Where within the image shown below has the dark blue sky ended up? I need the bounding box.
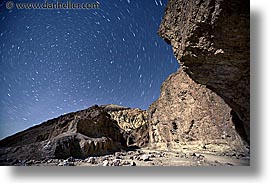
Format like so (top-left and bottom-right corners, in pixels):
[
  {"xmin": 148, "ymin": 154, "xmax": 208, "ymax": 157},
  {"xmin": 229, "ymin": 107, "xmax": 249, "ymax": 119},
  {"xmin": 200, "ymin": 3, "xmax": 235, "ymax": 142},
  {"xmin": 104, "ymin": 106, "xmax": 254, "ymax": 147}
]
[{"xmin": 0, "ymin": 0, "xmax": 178, "ymax": 139}]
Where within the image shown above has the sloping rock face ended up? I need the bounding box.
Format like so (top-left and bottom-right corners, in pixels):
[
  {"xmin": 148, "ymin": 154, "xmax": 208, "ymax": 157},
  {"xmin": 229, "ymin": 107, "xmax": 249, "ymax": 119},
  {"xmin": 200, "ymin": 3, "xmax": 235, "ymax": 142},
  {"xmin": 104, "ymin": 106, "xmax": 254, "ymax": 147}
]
[
  {"xmin": 148, "ymin": 69, "xmax": 247, "ymax": 153},
  {"xmin": 0, "ymin": 105, "xmax": 126, "ymax": 161},
  {"xmin": 157, "ymin": 0, "xmax": 250, "ymax": 142},
  {"xmin": 102, "ymin": 105, "xmax": 148, "ymax": 131},
  {"xmin": 101, "ymin": 104, "xmax": 149, "ymax": 147}
]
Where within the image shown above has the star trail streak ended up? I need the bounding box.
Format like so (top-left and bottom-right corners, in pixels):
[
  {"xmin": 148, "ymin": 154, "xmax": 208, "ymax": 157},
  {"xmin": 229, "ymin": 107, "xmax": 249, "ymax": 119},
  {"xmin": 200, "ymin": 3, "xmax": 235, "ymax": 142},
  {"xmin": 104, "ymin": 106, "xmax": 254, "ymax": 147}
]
[{"xmin": 0, "ymin": 0, "xmax": 178, "ymax": 138}]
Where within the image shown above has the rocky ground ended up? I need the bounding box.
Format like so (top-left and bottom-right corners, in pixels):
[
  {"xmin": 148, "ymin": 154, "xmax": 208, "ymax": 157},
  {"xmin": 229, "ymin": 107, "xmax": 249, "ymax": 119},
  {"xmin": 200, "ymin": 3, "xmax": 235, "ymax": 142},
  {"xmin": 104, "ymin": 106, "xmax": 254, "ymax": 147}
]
[{"xmin": 1, "ymin": 148, "xmax": 249, "ymax": 166}]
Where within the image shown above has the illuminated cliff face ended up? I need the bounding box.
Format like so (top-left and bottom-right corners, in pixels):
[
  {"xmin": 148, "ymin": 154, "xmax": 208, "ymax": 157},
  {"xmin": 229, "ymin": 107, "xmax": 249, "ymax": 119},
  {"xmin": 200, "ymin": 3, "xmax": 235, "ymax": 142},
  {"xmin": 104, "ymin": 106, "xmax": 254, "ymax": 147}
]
[
  {"xmin": 148, "ymin": 69, "xmax": 247, "ymax": 153},
  {"xmin": 157, "ymin": 0, "xmax": 250, "ymax": 143}
]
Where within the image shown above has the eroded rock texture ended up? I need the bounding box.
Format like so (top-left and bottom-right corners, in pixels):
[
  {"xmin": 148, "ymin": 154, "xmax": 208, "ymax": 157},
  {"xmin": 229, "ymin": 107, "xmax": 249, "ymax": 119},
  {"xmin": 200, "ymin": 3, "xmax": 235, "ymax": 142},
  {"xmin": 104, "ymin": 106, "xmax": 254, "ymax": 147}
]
[
  {"xmin": 148, "ymin": 69, "xmax": 247, "ymax": 153},
  {"xmin": 0, "ymin": 105, "xmax": 126, "ymax": 161},
  {"xmin": 158, "ymin": 0, "xmax": 250, "ymax": 142},
  {"xmin": 102, "ymin": 104, "xmax": 149, "ymax": 147},
  {"xmin": 106, "ymin": 108, "xmax": 147, "ymax": 131}
]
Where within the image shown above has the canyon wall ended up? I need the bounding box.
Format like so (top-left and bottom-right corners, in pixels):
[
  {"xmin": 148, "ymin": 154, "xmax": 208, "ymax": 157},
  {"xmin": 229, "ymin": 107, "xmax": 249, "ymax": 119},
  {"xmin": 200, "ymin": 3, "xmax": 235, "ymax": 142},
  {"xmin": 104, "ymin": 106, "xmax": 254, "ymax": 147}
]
[
  {"xmin": 0, "ymin": 105, "xmax": 149, "ymax": 161},
  {"xmin": 148, "ymin": 0, "xmax": 250, "ymax": 152},
  {"xmin": 148, "ymin": 69, "xmax": 247, "ymax": 153}
]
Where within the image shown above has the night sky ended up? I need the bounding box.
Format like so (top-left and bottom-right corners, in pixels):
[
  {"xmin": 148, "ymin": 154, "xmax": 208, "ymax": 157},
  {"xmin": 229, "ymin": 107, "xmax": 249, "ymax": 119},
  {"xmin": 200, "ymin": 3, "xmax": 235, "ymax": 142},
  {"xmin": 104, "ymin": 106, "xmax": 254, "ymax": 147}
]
[{"xmin": 0, "ymin": 0, "xmax": 178, "ymax": 139}]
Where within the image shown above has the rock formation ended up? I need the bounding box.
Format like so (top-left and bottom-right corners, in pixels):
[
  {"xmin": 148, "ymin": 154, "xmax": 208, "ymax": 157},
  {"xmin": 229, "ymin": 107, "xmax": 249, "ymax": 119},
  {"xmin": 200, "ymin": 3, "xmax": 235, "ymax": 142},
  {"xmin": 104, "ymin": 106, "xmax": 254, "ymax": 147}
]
[
  {"xmin": 102, "ymin": 104, "xmax": 149, "ymax": 148},
  {"xmin": 101, "ymin": 104, "xmax": 148, "ymax": 131},
  {"xmin": 0, "ymin": 105, "xmax": 127, "ymax": 161},
  {"xmin": 148, "ymin": 69, "xmax": 247, "ymax": 153},
  {"xmin": 0, "ymin": 104, "xmax": 150, "ymax": 162},
  {"xmin": 157, "ymin": 0, "xmax": 250, "ymax": 143}
]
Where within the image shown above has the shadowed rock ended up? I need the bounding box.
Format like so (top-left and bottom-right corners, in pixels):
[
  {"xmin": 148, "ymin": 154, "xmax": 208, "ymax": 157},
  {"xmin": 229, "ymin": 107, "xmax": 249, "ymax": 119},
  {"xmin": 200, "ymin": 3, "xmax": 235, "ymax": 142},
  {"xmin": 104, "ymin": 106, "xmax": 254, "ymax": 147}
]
[
  {"xmin": 158, "ymin": 0, "xmax": 250, "ymax": 143},
  {"xmin": 0, "ymin": 105, "xmax": 126, "ymax": 161}
]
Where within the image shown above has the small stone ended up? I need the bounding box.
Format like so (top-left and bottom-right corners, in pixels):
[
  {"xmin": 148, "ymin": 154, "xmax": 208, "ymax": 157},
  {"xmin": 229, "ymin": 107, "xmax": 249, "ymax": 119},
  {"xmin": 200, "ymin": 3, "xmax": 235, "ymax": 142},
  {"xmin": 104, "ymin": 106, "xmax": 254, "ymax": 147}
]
[
  {"xmin": 34, "ymin": 160, "xmax": 41, "ymax": 164},
  {"xmin": 112, "ymin": 159, "xmax": 121, "ymax": 166},
  {"xmin": 140, "ymin": 154, "xmax": 151, "ymax": 161},
  {"xmin": 87, "ymin": 157, "xmax": 96, "ymax": 164},
  {"xmin": 66, "ymin": 156, "xmax": 74, "ymax": 162},
  {"xmin": 77, "ymin": 159, "xmax": 83, "ymax": 163},
  {"xmin": 58, "ymin": 162, "xmax": 64, "ymax": 166},
  {"xmin": 64, "ymin": 162, "xmax": 74, "ymax": 166},
  {"xmin": 130, "ymin": 161, "xmax": 136, "ymax": 166},
  {"xmin": 190, "ymin": 152, "xmax": 201, "ymax": 157},
  {"xmin": 102, "ymin": 160, "xmax": 109, "ymax": 166},
  {"xmin": 122, "ymin": 161, "xmax": 131, "ymax": 165}
]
